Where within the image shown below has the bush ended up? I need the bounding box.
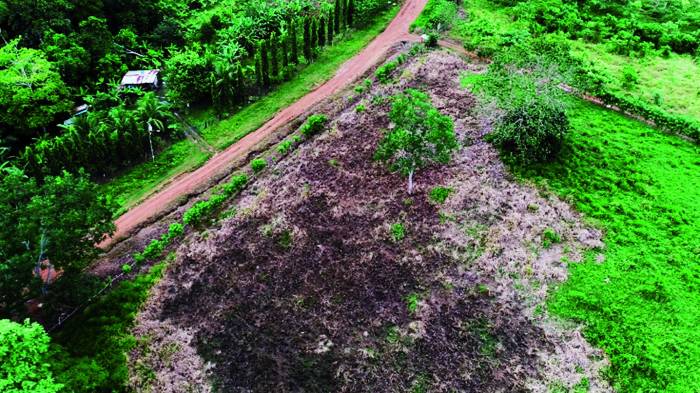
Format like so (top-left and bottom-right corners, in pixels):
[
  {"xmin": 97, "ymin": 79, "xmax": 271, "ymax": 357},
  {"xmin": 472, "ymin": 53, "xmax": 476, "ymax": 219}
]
[
  {"xmin": 390, "ymin": 222, "xmax": 406, "ymax": 242},
  {"xmin": 375, "ymin": 54, "xmax": 407, "ymax": 83},
  {"xmin": 299, "ymin": 114, "xmax": 328, "ymax": 137},
  {"xmin": 277, "ymin": 140, "xmax": 294, "ymax": 154},
  {"xmin": 429, "ymin": 186, "xmax": 453, "ymax": 204},
  {"xmin": 250, "ymin": 158, "xmax": 267, "ymax": 173},
  {"xmin": 487, "ymin": 97, "xmax": 568, "ymax": 164}
]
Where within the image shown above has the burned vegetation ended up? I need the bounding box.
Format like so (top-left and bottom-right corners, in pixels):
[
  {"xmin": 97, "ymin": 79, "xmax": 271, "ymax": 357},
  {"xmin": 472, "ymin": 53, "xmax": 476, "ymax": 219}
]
[{"xmin": 131, "ymin": 49, "xmax": 610, "ymax": 392}]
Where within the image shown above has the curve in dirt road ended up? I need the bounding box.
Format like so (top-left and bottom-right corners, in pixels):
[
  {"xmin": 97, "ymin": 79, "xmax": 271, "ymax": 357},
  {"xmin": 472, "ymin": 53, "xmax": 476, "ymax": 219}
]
[{"xmin": 101, "ymin": 0, "xmax": 428, "ymax": 248}]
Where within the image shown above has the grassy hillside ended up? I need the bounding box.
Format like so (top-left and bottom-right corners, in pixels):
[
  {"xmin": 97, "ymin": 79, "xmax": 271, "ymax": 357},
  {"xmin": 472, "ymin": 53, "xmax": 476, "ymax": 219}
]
[{"xmin": 517, "ymin": 98, "xmax": 700, "ymax": 391}]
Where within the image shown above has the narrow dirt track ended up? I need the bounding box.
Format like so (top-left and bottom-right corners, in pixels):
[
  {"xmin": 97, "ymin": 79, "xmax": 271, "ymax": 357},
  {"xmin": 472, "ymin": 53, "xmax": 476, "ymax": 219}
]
[{"xmin": 101, "ymin": 0, "xmax": 427, "ymax": 248}]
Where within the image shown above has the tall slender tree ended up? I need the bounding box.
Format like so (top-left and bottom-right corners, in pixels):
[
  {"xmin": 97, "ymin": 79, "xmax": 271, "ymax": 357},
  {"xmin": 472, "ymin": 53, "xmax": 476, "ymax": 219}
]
[
  {"xmin": 311, "ymin": 19, "xmax": 318, "ymax": 53},
  {"xmin": 328, "ymin": 10, "xmax": 334, "ymax": 44},
  {"xmin": 261, "ymin": 40, "xmax": 270, "ymax": 86},
  {"xmin": 270, "ymin": 33, "xmax": 279, "ymax": 81},
  {"xmin": 236, "ymin": 63, "xmax": 246, "ymax": 103},
  {"xmin": 289, "ymin": 18, "xmax": 299, "ymax": 64},
  {"xmin": 348, "ymin": 0, "xmax": 355, "ymax": 27},
  {"xmin": 303, "ymin": 17, "xmax": 312, "ymax": 62},
  {"xmin": 281, "ymin": 34, "xmax": 289, "ymax": 68},
  {"xmin": 255, "ymin": 52, "xmax": 263, "ymax": 88},
  {"xmin": 334, "ymin": 0, "xmax": 341, "ymax": 33},
  {"xmin": 319, "ymin": 17, "xmax": 326, "ymax": 47}
]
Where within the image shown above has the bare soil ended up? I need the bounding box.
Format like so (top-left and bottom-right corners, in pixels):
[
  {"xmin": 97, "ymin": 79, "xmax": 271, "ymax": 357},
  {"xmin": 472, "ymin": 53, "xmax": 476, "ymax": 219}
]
[{"xmin": 130, "ymin": 50, "xmax": 611, "ymax": 392}]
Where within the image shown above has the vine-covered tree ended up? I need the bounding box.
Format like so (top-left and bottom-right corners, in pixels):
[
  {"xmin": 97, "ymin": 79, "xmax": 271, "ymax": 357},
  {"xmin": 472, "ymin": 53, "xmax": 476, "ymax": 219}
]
[
  {"xmin": 0, "ymin": 319, "xmax": 63, "ymax": 393},
  {"xmin": 374, "ymin": 89, "xmax": 458, "ymax": 194},
  {"xmin": 0, "ymin": 167, "xmax": 114, "ymax": 315}
]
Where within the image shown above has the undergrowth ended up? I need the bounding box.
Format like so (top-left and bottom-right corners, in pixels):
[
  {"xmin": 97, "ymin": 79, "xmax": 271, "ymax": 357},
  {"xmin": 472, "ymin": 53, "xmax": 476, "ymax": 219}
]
[
  {"xmin": 50, "ymin": 258, "xmax": 170, "ymax": 393},
  {"xmin": 515, "ymin": 98, "xmax": 700, "ymax": 392}
]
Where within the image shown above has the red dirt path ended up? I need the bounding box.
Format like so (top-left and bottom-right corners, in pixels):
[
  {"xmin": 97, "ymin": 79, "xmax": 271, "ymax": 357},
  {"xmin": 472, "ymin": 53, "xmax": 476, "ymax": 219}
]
[{"xmin": 100, "ymin": 0, "xmax": 427, "ymax": 248}]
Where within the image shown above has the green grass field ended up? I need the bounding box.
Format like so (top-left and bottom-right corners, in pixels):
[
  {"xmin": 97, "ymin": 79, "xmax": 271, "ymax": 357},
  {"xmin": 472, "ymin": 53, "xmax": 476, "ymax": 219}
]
[
  {"xmin": 99, "ymin": 8, "xmax": 398, "ymax": 213},
  {"xmin": 98, "ymin": 139, "xmax": 211, "ymax": 217},
  {"xmin": 571, "ymin": 41, "xmax": 700, "ymax": 121},
  {"xmin": 516, "ymin": 98, "xmax": 700, "ymax": 392}
]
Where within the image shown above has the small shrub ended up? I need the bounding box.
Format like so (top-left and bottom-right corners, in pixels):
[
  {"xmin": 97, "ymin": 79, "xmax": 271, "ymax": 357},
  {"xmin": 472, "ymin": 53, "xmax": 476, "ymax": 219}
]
[
  {"xmin": 121, "ymin": 264, "xmax": 132, "ymax": 274},
  {"xmin": 355, "ymin": 103, "xmax": 366, "ymax": 113},
  {"xmin": 167, "ymin": 223, "xmax": 184, "ymax": 240},
  {"xmin": 390, "ymin": 222, "xmax": 406, "ymax": 242},
  {"xmin": 621, "ymin": 65, "xmax": 639, "ymax": 89},
  {"xmin": 277, "ymin": 140, "xmax": 294, "ymax": 154},
  {"xmin": 425, "ymin": 32, "xmax": 439, "ymax": 48},
  {"xmin": 251, "ymin": 158, "xmax": 267, "ymax": 173},
  {"xmin": 375, "ymin": 54, "xmax": 407, "ymax": 83},
  {"xmin": 405, "ymin": 292, "xmax": 420, "ymax": 314},
  {"xmin": 429, "ymin": 186, "xmax": 453, "ymax": 204},
  {"xmin": 542, "ymin": 228, "xmax": 562, "ymax": 249},
  {"xmin": 299, "ymin": 114, "xmax": 328, "ymax": 137},
  {"xmin": 386, "ymin": 326, "xmax": 400, "ymax": 343}
]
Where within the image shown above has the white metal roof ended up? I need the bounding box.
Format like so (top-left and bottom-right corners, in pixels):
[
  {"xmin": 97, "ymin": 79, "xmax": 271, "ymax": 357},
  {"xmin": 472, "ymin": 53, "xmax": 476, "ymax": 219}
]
[{"xmin": 120, "ymin": 69, "xmax": 160, "ymax": 86}]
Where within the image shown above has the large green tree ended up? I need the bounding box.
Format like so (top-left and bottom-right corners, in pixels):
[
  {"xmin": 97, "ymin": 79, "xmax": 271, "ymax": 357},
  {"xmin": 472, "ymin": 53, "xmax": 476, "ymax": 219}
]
[
  {"xmin": 375, "ymin": 89, "xmax": 458, "ymax": 194},
  {"xmin": 0, "ymin": 319, "xmax": 62, "ymax": 393},
  {"xmin": 0, "ymin": 39, "xmax": 71, "ymax": 147},
  {"xmin": 0, "ymin": 167, "xmax": 114, "ymax": 316}
]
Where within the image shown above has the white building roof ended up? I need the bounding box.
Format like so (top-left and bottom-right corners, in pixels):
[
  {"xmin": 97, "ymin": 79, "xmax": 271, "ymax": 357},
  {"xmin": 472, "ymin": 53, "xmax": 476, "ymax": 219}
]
[{"xmin": 120, "ymin": 69, "xmax": 160, "ymax": 86}]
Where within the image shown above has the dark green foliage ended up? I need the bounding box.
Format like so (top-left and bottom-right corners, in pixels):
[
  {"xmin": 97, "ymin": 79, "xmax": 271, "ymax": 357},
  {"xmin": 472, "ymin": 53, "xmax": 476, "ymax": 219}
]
[
  {"xmin": 299, "ymin": 114, "xmax": 329, "ymax": 137},
  {"xmin": 375, "ymin": 89, "xmax": 458, "ymax": 194},
  {"xmin": 260, "ymin": 40, "xmax": 270, "ymax": 87},
  {"xmin": 318, "ymin": 18, "xmax": 326, "ymax": 47},
  {"xmin": 255, "ymin": 53, "xmax": 263, "ymax": 87},
  {"xmin": 21, "ymin": 92, "xmax": 178, "ymax": 178},
  {"xmin": 335, "ymin": 0, "xmax": 342, "ymax": 33},
  {"xmin": 303, "ymin": 17, "xmax": 312, "ymax": 62},
  {"xmin": 487, "ymin": 97, "xmax": 568, "ymax": 164},
  {"xmin": 270, "ymin": 34, "xmax": 279, "ymax": 81},
  {"xmin": 328, "ymin": 10, "xmax": 335, "ymax": 44},
  {"xmin": 0, "ymin": 168, "xmax": 114, "ymax": 316},
  {"xmin": 289, "ymin": 18, "xmax": 299, "ymax": 65},
  {"xmin": 311, "ymin": 19, "xmax": 318, "ymax": 53},
  {"xmin": 348, "ymin": 0, "xmax": 355, "ymax": 27},
  {"xmin": 281, "ymin": 33, "xmax": 289, "ymax": 68},
  {"xmin": 51, "ymin": 261, "xmax": 167, "ymax": 393}
]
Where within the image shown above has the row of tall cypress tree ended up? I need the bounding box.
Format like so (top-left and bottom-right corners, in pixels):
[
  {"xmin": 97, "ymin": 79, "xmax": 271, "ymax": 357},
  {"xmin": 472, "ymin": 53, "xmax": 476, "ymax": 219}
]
[{"xmin": 254, "ymin": 0, "xmax": 355, "ymax": 88}]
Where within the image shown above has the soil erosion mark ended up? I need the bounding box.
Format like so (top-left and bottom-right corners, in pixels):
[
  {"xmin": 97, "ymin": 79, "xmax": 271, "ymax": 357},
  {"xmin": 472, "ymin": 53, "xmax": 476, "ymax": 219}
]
[{"xmin": 101, "ymin": 0, "xmax": 428, "ymax": 248}]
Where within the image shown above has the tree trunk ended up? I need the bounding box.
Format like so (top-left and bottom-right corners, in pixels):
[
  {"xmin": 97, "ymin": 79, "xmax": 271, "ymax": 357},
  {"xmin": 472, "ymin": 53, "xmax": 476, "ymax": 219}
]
[{"xmin": 407, "ymin": 169, "xmax": 414, "ymax": 195}]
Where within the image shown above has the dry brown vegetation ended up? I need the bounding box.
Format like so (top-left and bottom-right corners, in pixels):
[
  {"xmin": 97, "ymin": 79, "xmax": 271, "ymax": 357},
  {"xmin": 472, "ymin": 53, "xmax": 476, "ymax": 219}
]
[{"xmin": 128, "ymin": 48, "xmax": 612, "ymax": 392}]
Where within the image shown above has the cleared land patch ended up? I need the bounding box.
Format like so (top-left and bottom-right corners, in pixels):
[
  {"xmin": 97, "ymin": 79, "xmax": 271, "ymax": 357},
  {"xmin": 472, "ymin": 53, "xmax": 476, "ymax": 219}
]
[{"xmin": 130, "ymin": 49, "xmax": 610, "ymax": 392}]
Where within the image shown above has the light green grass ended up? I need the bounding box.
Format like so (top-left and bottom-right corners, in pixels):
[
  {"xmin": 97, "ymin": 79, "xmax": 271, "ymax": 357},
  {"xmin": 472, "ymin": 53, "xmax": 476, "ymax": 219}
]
[
  {"xmin": 571, "ymin": 41, "xmax": 700, "ymax": 121},
  {"xmin": 99, "ymin": 139, "xmax": 211, "ymax": 216},
  {"xmin": 515, "ymin": 98, "xmax": 700, "ymax": 392},
  {"xmin": 198, "ymin": 6, "xmax": 399, "ymax": 150}
]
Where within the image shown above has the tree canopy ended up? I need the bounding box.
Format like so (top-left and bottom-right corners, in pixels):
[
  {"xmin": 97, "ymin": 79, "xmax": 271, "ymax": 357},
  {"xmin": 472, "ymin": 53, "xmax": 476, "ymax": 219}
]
[{"xmin": 375, "ymin": 89, "xmax": 458, "ymax": 194}]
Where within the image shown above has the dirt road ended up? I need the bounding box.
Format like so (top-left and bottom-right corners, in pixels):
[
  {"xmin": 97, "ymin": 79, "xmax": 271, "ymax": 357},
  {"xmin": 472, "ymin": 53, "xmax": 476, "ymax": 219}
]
[{"xmin": 101, "ymin": 0, "xmax": 427, "ymax": 248}]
